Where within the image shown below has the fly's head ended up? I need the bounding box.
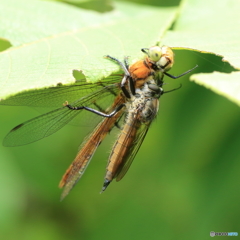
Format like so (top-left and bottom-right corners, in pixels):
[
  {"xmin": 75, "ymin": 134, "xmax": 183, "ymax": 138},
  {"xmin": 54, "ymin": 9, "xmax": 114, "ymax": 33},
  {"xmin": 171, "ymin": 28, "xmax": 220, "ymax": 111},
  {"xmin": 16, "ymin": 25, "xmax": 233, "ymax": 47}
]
[
  {"xmin": 141, "ymin": 46, "xmax": 174, "ymax": 73},
  {"xmin": 142, "ymin": 46, "xmax": 162, "ymax": 62},
  {"xmin": 147, "ymin": 83, "xmax": 163, "ymax": 99},
  {"xmin": 142, "ymin": 79, "xmax": 164, "ymax": 99},
  {"xmin": 157, "ymin": 46, "xmax": 174, "ymax": 72}
]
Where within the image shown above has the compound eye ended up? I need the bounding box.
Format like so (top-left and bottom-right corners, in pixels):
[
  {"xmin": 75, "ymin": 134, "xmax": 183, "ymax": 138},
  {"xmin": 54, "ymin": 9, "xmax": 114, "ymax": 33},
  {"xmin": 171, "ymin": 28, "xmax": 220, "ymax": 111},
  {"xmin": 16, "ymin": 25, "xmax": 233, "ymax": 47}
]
[
  {"xmin": 148, "ymin": 83, "xmax": 160, "ymax": 93},
  {"xmin": 157, "ymin": 46, "xmax": 174, "ymax": 71},
  {"xmin": 148, "ymin": 46, "xmax": 162, "ymax": 62}
]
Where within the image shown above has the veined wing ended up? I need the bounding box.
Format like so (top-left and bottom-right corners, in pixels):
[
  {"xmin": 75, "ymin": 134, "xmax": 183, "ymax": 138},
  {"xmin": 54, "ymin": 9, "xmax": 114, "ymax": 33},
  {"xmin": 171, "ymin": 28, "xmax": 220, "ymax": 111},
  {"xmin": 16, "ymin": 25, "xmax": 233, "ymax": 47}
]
[
  {"xmin": 115, "ymin": 98, "xmax": 159, "ymax": 181},
  {"xmin": 59, "ymin": 95, "xmax": 125, "ymax": 200},
  {"xmin": 3, "ymin": 80, "xmax": 121, "ymax": 147},
  {"xmin": 103, "ymin": 110, "xmax": 147, "ymax": 188},
  {"xmin": 105, "ymin": 98, "xmax": 159, "ymax": 185},
  {"xmin": 0, "ymin": 76, "xmax": 122, "ymax": 107},
  {"xmin": 115, "ymin": 120, "xmax": 151, "ymax": 182}
]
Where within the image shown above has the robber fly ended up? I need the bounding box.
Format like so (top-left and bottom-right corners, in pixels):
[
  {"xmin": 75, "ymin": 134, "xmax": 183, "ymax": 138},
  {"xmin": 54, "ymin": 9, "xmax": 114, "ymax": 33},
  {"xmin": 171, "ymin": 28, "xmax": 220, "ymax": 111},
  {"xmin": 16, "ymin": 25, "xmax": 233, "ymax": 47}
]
[{"xmin": 1, "ymin": 46, "xmax": 197, "ymax": 200}]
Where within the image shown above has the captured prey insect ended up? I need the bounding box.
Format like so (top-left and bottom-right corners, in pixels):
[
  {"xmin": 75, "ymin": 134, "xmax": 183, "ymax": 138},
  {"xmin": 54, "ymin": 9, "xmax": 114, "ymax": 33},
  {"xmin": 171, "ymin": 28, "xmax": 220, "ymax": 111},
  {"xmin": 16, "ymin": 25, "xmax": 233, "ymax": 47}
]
[{"xmin": 1, "ymin": 46, "xmax": 197, "ymax": 200}]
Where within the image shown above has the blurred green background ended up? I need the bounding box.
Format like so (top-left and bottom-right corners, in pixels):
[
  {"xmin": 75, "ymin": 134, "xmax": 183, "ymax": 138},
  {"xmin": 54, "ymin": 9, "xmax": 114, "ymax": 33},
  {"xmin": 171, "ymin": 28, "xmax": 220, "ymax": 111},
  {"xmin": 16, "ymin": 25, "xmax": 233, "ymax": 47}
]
[{"xmin": 0, "ymin": 1, "xmax": 240, "ymax": 240}]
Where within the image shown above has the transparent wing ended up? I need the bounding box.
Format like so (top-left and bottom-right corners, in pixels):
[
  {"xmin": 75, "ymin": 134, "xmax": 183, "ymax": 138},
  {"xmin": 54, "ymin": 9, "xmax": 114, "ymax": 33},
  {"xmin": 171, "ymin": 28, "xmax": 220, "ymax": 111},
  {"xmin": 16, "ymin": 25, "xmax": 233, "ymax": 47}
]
[
  {"xmin": 59, "ymin": 98, "xmax": 126, "ymax": 200},
  {"xmin": 60, "ymin": 117, "xmax": 110, "ymax": 200},
  {"xmin": 0, "ymin": 77, "xmax": 122, "ymax": 107},
  {"xmin": 115, "ymin": 120, "xmax": 151, "ymax": 182},
  {"xmin": 2, "ymin": 78, "xmax": 122, "ymax": 147}
]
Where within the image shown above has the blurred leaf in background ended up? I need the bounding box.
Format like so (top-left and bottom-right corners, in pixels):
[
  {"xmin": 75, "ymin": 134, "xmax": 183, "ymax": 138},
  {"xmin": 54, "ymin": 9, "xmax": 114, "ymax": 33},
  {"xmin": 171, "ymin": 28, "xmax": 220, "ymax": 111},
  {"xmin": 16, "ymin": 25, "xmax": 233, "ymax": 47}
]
[{"xmin": 0, "ymin": 0, "xmax": 240, "ymax": 240}]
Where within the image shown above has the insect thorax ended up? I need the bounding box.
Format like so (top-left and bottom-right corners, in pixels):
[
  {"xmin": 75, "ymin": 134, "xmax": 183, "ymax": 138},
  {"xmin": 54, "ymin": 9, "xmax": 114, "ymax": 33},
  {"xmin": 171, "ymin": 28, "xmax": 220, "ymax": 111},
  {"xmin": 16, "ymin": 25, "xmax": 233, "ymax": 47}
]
[{"xmin": 126, "ymin": 82, "xmax": 160, "ymax": 123}]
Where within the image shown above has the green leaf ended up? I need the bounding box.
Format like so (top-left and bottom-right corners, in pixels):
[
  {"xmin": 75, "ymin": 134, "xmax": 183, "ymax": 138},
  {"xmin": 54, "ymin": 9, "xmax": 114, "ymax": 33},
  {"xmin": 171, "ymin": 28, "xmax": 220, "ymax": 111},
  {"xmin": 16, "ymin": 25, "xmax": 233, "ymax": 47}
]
[
  {"xmin": 162, "ymin": 0, "xmax": 240, "ymax": 106},
  {"xmin": 191, "ymin": 72, "xmax": 240, "ymax": 106},
  {"xmin": 0, "ymin": 38, "xmax": 11, "ymax": 52},
  {"xmin": 54, "ymin": 0, "xmax": 113, "ymax": 13},
  {"xmin": 0, "ymin": 0, "xmax": 178, "ymax": 100}
]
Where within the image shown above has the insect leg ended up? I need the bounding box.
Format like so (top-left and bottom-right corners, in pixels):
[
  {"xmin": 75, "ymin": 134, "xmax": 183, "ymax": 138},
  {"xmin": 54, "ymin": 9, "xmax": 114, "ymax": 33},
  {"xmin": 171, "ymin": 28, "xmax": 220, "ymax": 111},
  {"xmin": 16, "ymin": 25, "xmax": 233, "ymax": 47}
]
[
  {"xmin": 120, "ymin": 75, "xmax": 131, "ymax": 99},
  {"xmin": 164, "ymin": 84, "xmax": 182, "ymax": 94},
  {"xmin": 124, "ymin": 56, "xmax": 130, "ymax": 70},
  {"xmin": 120, "ymin": 74, "xmax": 136, "ymax": 98},
  {"xmin": 164, "ymin": 65, "xmax": 198, "ymax": 79},
  {"xmin": 65, "ymin": 102, "xmax": 125, "ymax": 118},
  {"xmin": 105, "ymin": 55, "xmax": 135, "ymax": 98},
  {"xmin": 105, "ymin": 55, "xmax": 130, "ymax": 76}
]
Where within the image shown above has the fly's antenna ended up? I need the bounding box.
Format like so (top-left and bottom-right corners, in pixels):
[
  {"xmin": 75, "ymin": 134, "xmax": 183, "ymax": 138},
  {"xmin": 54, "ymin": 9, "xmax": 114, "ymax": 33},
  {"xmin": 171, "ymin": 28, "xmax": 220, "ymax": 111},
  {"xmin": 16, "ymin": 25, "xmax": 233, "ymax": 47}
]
[{"xmin": 141, "ymin": 48, "xmax": 148, "ymax": 55}]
